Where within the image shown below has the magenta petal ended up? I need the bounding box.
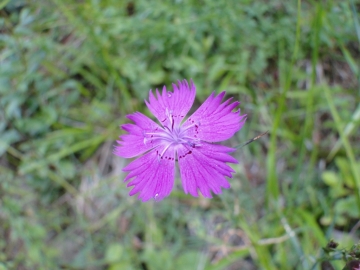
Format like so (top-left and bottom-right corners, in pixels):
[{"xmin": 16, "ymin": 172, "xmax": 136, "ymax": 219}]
[
  {"xmin": 113, "ymin": 112, "xmax": 163, "ymax": 158},
  {"xmin": 183, "ymin": 92, "xmax": 247, "ymax": 142},
  {"xmin": 178, "ymin": 143, "xmax": 237, "ymax": 198},
  {"xmin": 145, "ymin": 79, "xmax": 196, "ymax": 127},
  {"xmin": 123, "ymin": 146, "xmax": 175, "ymax": 202}
]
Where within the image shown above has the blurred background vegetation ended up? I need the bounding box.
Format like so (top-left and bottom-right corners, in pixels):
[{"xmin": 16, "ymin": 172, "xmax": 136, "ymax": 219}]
[{"xmin": 0, "ymin": 0, "xmax": 360, "ymax": 269}]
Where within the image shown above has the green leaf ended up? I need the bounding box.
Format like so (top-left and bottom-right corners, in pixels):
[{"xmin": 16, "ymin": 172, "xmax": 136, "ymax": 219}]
[
  {"xmin": 142, "ymin": 248, "xmax": 172, "ymax": 270},
  {"xmin": 336, "ymin": 157, "xmax": 356, "ymax": 189},
  {"xmin": 174, "ymin": 251, "xmax": 203, "ymax": 270},
  {"xmin": 322, "ymin": 171, "xmax": 340, "ymax": 187},
  {"xmin": 0, "ymin": 129, "xmax": 21, "ymax": 156},
  {"xmin": 335, "ymin": 196, "xmax": 360, "ymax": 219},
  {"xmin": 105, "ymin": 243, "xmax": 123, "ymax": 263}
]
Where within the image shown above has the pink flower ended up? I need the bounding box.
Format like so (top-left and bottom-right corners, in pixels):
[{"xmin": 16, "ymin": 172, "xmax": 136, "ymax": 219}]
[{"xmin": 114, "ymin": 79, "xmax": 246, "ymax": 202}]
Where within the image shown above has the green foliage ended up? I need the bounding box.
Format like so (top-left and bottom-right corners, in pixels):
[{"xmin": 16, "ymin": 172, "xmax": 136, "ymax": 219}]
[
  {"xmin": 321, "ymin": 158, "xmax": 360, "ymax": 227},
  {"xmin": 320, "ymin": 240, "xmax": 360, "ymax": 269},
  {"xmin": 0, "ymin": 0, "xmax": 359, "ymax": 269}
]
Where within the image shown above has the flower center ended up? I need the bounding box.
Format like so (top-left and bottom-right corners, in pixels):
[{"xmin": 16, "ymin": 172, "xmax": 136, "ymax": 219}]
[{"xmin": 143, "ymin": 109, "xmax": 201, "ymax": 160}]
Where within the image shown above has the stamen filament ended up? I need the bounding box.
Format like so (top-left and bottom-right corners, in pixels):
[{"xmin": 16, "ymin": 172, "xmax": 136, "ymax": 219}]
[{"xmin": 160, "ymin": 142, "xmax": 176, "ymax": 158}]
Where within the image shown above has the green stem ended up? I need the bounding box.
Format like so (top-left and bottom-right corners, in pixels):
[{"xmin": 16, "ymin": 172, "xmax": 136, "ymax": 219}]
[
  {"xmin": 323, "ymin": 85, "xmax": 360, "ymax": 212},
  {"xmin": 266, "ymin": 0, "xmax": 302, "ymax": 206}
]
